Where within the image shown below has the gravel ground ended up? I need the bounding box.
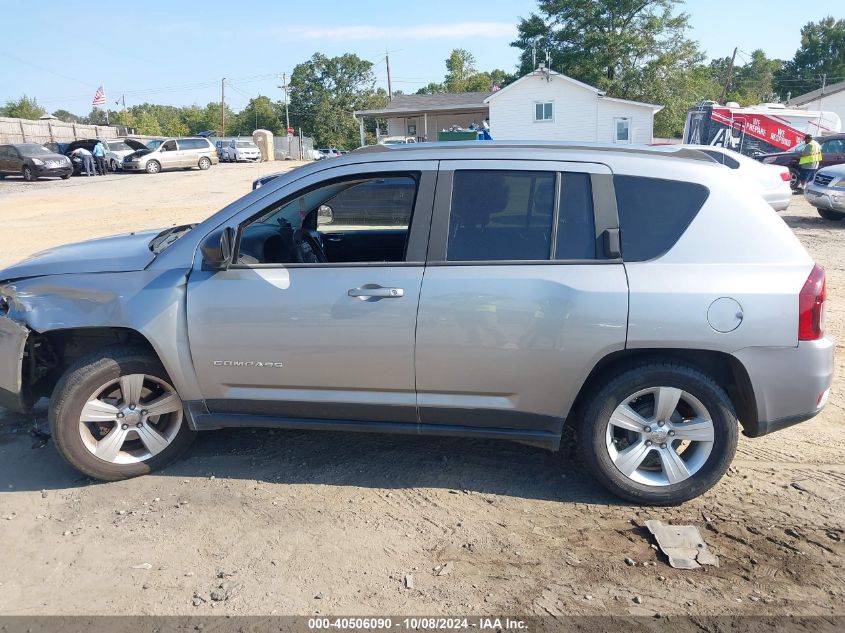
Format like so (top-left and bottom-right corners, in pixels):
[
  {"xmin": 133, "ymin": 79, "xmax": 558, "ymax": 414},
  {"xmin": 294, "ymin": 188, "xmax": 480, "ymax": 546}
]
[{"xmin": 0, "ymin": 168, "xmax": 842, "ymax": 617}]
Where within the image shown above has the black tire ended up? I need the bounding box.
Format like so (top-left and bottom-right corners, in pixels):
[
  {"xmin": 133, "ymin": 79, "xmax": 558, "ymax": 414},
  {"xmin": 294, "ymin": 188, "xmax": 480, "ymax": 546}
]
[
  {"xmin": 577, "ymin": 362, "xmax": 738, "ymax": 505},
  {"xmin": 818, "ymin": 208, "xmax": 845, "ymax": 221},
  {"xmin": 22, "ymin": 166, "xmax": 36, "ymax": 182},
  {"xmin": 49, "ymin": 346, "xmax": 196, "ymax": 481},
  {"xmin": 145, "ymin": 160, "xmax": 161, "ymax": 174},
  {"xmin": 110, "ymin": 159, "xmax": 118, "ymax": 172},
  {"xmin": 198, "ymin": 156, "xmax": 211, "ymax": 170},
  {"xmin": 789, "ymin": 169, "xmax": 800, "ymax": 191}
]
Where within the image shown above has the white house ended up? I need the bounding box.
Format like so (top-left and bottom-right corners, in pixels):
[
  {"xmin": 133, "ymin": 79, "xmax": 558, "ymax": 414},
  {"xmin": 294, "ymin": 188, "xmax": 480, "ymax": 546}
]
[
  {"xmin": 485, "ymin": 67, "xmax": 662, "ymax": 144},
  {"xmin": 787, "ymin": 80, "xmax": 845, "ymax": 130},
  {"xmin": 353, "ymin": 68, "xmax": 663, "ymax": 146}
]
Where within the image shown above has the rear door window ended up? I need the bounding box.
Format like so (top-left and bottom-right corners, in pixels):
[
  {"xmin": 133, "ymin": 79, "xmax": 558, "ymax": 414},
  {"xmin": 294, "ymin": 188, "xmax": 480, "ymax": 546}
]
[
  {"xmin": 447, "ymin": 170, "xmax": 555, "ymax": 261},
  {"xmin": 615, "ymin": 176, "xmax": 709, "ymax": 261}
]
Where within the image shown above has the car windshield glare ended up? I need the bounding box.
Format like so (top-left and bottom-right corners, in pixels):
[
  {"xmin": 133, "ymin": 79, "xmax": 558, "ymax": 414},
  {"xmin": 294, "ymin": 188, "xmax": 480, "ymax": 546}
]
[
  {"xmin": 237, "ymin": 142, "xmax": 255, "ymax": 148},
  {"xmin": 17, "ymin": 144, "xmax": 53, "ymax": 157}
]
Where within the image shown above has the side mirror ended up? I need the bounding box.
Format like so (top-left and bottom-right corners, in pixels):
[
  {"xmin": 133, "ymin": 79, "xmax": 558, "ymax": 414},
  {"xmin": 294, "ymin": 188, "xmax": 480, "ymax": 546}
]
[
  {"xmin": 317, "ymin": 204, "xmax": 334, "ymax": 225},
  {"xmin": 200, "ymin": 226, "xmax": 235, "ymax": 270}
]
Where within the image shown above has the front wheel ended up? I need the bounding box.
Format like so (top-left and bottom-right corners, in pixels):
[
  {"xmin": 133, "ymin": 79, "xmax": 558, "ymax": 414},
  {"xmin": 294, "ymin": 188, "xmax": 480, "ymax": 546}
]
[
  {"xmin": 22, "ymin": 166, "xmax": 37, "ymax": 181},
  {"xmin": 577, "ymin": 362, "xmax": 738, "ymax": 505},
  {"xmin": 145, "ymin": 160, "xmax": 161, "ymax": 174},
  {"xmin": 49, "ymin": 347, "xmax": 196, "ymax": 480},
  {"xmin": 198, "ymin": 157, "xmax": 211, "ymax": 170},
  {"xmin": 110, "ymin": 159, "xmax": 118, "ymax": 172},
  {"xmin": 818, "ymin": 208, "xmax": 845, "ymax": 221},
  {"xmin": 789, "ymin": 169, "xmax": 800, "ymax": 191}
]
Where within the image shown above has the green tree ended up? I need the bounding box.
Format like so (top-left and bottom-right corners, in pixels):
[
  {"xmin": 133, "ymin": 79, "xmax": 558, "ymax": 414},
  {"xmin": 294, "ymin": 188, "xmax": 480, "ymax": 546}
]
[
  {"xmin": 52, "ymin": 109, "xmax": 82, "ymax": 123},
  {"xmin": 512, "ymin": 0, "xmax": 705, "ymax": 136},
  {"xmin": 417, "ymin": 49, "xmax": 510, "ymax": 95},
  {"xmin": 233, "ymin": 96, "xmax": 283, "ymax": 135},
  {"xmin": 710, "ymin": 50, "xmax": 783, "ymax": 105},
  {"xmin": 777, "ymin": 17, "xmax": 845, "ymax": 98},
  {"xmin": 290, "ymin": 52, "xmax": 388, "ymax": 148},
  {"xmin": 444, "ymin": 49, "xmax": 478, "ymax": 92},
  {"xmin": 512, "ymin": 1, "xmax": 701, "ymax": 90},
  {"xmin": 1, "ymin": 95, "xmax": 46, "ymax": 119}
]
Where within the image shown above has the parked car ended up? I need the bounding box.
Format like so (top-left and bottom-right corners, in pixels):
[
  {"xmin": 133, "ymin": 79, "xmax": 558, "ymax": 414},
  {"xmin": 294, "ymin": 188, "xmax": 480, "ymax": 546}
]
[
  {"xmin": 804, "ymin": 164, "xmax": 845, "ymax": 220},
  {"xmin": 222, "ymin": 139, "xmax": 261, "ymax": 162},
  {"xmin": 0, "ymin": 143, "xmax": 72, "ymax": 181},
  {"xmin": 214, "ymin": 140, "xmax": 227, "ymax": 161},
  {"xmin": 105, "ymin": 139, "xmax": 148, "ymax": 171},
  {"xmin": 683, "ymin": 144, "xmax": 792, "ymax": 211},
  {"xmin": 379, "ymin": 136, "xmax": 417, "ymax": 145},
  {"xmin": 757, "ymin": 134, "xmax": 845, "ymax": 189},
  {"xmin": 122, "ymin": 137, "xmax": 218, "ymax": 174},
  {"xmin": 316, "ymin": 148, "xmax": 342, "ymax": 160},
  {"xmin": 0, "ymin": 142, "xmax": 833, "ymax": 505},
  {"xmin": 64, "ymin": 139, "xmax": 109, "ymax": 175}
]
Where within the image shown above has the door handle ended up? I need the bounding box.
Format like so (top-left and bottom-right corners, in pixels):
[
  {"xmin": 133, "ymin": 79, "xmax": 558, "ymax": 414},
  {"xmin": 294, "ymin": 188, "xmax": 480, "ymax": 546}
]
[{"xmin": 348, "ymin": 285, "xmax": 404, "ymax": 299}]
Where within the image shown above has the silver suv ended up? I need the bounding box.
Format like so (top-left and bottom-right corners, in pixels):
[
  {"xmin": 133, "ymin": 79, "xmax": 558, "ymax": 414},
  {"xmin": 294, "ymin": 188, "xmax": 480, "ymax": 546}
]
[{"xmin": 0, "ymin": 142, "xmax": 834, "ymax": 505}]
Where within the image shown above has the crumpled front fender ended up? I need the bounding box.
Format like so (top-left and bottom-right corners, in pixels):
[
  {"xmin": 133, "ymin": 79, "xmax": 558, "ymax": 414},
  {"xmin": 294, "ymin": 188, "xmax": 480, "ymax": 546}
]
[{"xmin": 0, "ymin": 315, "xmax": 30, "ymax": 413}]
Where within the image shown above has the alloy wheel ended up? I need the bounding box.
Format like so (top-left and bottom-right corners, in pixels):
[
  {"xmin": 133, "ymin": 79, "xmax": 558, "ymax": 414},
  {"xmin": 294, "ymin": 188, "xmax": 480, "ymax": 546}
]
[
  {"xmin": 78, "ymin": 374, "xmax": 183, "ymax": 464},
  {"xmin": 605, "ymin": 386, "xmax": 715, "ymax": 487}
]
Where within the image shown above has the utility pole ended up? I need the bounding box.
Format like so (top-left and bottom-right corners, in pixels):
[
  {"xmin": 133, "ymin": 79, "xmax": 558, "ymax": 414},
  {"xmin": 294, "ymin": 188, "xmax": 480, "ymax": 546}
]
[
  {"xmin": 719, "ymin": 47, "xmax": 738, "ymax": 104},
  {"xmin": 279, "ymin": 72, "xmax": 290, "ymax": 131},
  {"xmin": 385, "ymin": 51, "xmax": 393, "ymax": 100},
  {"xmin": 221, "ymin": 78, "xmax": 226, "ymax": 137},
  {"xmin": 816, "ymin": 73, "xmax": 827, "ymax": 134}
]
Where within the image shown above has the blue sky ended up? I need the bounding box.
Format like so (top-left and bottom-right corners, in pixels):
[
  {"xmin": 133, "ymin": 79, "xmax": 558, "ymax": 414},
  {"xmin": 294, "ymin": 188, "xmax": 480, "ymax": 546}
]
[{"xmin": 0, "ymin": 1, "xmax": 840, "ymax": 114}]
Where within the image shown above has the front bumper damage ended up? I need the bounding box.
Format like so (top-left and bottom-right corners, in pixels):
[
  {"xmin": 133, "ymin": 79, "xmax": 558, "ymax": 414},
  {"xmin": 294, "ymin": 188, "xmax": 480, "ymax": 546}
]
[{"xmin": 0, "ymin": 316, "xmax": 29, "ymax": 413}]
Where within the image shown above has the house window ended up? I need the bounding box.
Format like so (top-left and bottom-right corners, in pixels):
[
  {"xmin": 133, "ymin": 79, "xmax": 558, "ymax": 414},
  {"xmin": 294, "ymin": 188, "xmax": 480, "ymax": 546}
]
[
  {"xmin": 614, "ymin": 117, "xmax": 631, "ymax": 143},
  {"xmin": 535, "ymin": 102, "xmax": 554, "ymax": 122}
]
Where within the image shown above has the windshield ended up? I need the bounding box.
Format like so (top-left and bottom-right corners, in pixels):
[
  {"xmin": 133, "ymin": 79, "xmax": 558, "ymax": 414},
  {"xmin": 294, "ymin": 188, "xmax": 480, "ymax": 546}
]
[
  {"xmin": 17, "ymin": 144, "xmax": 53, "ymax": 156},
  {"xmin": 146, "ymin": 139, "xmax": 164, "ymax": 150},
  {"xmin": 108, "ymin": 141, "xmax": 132, "ymax": 151},
  {"xmin": 237, "ymin": 141, "xmax": 256, "ymax": 148}
]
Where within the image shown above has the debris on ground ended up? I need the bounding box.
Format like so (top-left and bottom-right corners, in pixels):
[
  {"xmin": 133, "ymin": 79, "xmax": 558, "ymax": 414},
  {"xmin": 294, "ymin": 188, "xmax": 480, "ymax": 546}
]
[
  {"xmin": 435, "ymin": 562, "xmax": 454, "ymax": 577},
  {"xmin": 131, "ymin": 563, "xmax": 152, "ymax": 570},
  {"xmin": 645, "ymin": 520, "xmax": 719, "ymax": 569},
  {"xmin": 404, "ymin": 574, "xmax": 414, "ymax": 589}
]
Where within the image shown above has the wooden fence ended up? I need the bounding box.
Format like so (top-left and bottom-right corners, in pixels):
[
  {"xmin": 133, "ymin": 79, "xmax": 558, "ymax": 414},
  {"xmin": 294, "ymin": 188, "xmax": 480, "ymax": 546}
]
[{"xmin": 0, "ymin": 117, "xmax": 121, "ymax": 144}]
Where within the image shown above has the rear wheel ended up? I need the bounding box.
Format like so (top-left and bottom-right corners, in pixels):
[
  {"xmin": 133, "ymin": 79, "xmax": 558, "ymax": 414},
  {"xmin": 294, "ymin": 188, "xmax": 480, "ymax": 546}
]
[
  {"xmin": 145, "ymin": 160, "xmax": 161, "ymax": 174},
  {"xmin": 789, "ymin": 169, "xmax": 800, "ymax": 190},
  {"xmin": 49, "ymin": 347, "xmax": 195, "ymax": 480},
  {"xmin": 818, "ymin": 208, "xmax": 845, "ymax": 221},
  {"xmin": 61, "ymin": 174, "xmax": 71, "ymax": 180},
  {"xmin": 577, "ymin": 362, "xmax": 737, "ymax": 505},
  {"xmin": 198, "ymin": 156, "xmax": 211, "ymax": 170}
]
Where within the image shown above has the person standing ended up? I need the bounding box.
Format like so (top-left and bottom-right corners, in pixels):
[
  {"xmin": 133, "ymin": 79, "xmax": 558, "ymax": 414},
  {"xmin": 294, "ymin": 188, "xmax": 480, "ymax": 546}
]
[
  {"xmin": 92, "ymin": 140, "xmax": 108, "ymax": 175},
  {"xmin": 72, "ymin": 147, "xmax": 95, "ymax": 177},
  {"xmin": 797, "ymin": 134, "xmax": 822, "ymax": 190}
]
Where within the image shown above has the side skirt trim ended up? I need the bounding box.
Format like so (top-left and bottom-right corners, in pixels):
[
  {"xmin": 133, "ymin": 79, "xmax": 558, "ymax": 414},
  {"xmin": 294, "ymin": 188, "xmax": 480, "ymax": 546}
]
[{"xmin": 186, "ymin": 408, "xmax": 561, "ymax": 451}]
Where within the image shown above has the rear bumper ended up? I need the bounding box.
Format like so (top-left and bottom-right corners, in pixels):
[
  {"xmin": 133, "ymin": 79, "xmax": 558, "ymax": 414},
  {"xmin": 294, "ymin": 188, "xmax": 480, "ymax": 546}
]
[
  {"xmin": 0, "ymin": 316, "xmax": 29, "ymax": 413},
  {"xmin": 733, "ymin": 336, "xmax": 835, "ymax": 437}
]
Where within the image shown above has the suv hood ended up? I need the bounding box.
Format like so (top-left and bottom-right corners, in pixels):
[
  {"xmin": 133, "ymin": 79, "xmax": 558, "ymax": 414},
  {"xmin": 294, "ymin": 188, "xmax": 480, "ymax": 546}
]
[{"xmin": 0, "ymin": 230, "xmax": 161, "ymax": 281}]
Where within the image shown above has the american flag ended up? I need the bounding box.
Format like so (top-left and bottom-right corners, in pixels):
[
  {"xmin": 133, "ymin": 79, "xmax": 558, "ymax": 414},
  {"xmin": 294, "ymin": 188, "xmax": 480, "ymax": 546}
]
[{"xmin": 92, "ymin": 86, "xmax": 106, "ymax": 106}]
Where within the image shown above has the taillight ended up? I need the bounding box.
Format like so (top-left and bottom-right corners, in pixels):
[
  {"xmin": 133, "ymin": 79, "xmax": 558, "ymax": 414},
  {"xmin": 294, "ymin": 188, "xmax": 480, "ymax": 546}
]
[
  {"xmin": 780, "ymin": 171, "xmax": 791, "ymax": 182},
  {"xmin": 799, "ymin": 264, "xmax": 826, "ymax": 341}
]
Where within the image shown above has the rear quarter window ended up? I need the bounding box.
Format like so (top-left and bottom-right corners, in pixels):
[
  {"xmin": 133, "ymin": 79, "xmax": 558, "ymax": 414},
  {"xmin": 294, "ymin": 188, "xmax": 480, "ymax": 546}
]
[{"xmin": 615, "ymin": 176, "xmax": 709, "ymax": 261}]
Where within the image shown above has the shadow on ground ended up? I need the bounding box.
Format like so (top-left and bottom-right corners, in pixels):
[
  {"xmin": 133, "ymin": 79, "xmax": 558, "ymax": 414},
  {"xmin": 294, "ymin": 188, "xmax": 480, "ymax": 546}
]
[{"xmin": 0, "ymin": 405, "xmax": 620, "ymax": 506}]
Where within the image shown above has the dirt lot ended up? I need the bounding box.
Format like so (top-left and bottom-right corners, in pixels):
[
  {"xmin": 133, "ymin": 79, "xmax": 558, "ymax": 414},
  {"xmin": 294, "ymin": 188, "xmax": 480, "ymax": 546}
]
[{"xmin": 0, "ymin": 165, "xmax": 843, "ymax": 618}]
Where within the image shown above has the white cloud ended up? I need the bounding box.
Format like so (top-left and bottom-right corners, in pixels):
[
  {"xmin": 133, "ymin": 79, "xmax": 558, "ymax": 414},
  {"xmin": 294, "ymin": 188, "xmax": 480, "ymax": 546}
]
[{"xmin": 272, "ymin": 22, "xmax": 516, "ymax": 41}]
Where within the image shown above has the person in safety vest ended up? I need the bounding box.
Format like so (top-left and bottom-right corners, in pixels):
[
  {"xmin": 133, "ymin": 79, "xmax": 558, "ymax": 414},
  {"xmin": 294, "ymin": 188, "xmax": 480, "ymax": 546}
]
[{"xmin": 798, "ymin": 134, "xmax": 822, "ymax": 190}]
